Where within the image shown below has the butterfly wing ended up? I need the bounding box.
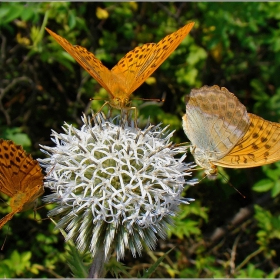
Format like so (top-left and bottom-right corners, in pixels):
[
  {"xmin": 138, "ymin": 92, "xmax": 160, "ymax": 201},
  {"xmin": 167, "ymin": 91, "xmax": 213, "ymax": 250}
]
[
  {"xmin": 45, "ymin": 28, "xmax": 114, "ymax": 96},
  {"xmin": 0, "ymin": 187, "xmax": 43, "ymax": 230},
  {"xmin": 183, "ymin": 85, "xmax": 250, "ymax": 160},
  {"xmin": 111, "ymin": 22, "xmax": 195, "ymax": 95},
  {"xmin": 0, "ymin": 210, "xmax": 18, "ymax": 229},
  {"xmin": 0, "ymin": 188, "xmax": 42, "ymax": 230},
  {"xmin": 0, "ymin": 139, "xmax": 21, "ymax": 197},
  {"xmin": 0, "ymin": 140, "xmax": 44, "ymax": 217},
  {"xmin": 214, "ymin": 113, "xmax": 280, "ymax": 168},
  {"xmin": 17, "ymin": 155, "xmax": 44, "ymax": 211}
]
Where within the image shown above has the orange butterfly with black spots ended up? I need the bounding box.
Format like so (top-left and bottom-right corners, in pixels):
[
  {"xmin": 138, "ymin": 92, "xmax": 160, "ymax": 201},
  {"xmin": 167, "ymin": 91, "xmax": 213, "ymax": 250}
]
[
  {"xmin": 46, "ymin": 22, "xmax": 194, "ymax": 110},
  {"xmin": 0, "ymin": 139, "xmax": 44, "ymax": 229}
]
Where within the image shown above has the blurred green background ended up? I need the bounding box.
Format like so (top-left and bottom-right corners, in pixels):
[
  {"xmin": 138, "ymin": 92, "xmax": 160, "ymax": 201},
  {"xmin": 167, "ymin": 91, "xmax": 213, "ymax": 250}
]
[{"xmin": 1, "ymin": 2, "xmax": 280, "ymax": 278}]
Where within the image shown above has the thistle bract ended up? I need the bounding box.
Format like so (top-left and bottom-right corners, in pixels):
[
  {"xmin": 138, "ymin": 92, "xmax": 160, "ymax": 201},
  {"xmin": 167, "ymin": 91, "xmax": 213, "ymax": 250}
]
[{"xmin": 39, "ymin": 113, "xmax": 196, "ymax": 260}]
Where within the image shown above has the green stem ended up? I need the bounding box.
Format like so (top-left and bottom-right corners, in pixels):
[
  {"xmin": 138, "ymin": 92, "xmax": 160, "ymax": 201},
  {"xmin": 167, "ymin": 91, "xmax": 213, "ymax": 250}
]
[
  {"xmin": 88, "ymin": 247, "xmax": 108, "ymax": 278},
  {"xmin": 236, "ymin": 247, "xmax": 264, "ymax": 271}
]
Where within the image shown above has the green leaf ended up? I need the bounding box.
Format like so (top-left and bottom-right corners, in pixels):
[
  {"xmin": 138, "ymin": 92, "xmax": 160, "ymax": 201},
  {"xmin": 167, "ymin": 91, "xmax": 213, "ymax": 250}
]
[
  {"xmin": 21, "ymin": 7, "xmax": 35, "ymax": 21},
  {"xmin": 271, "ymin": 180, "xmax": 280, "ymax": 197},
  {"xmin": 0, "ymin": 3, "xmax": 24, "ymax": 25},
  {"xmin": 105, "ymin": 258, "xmax": 131, "ymax": 278},
  {"xmin": 65, "ymin": 242, "xmax": 90, "ymax": 278},
  {"xmin": 141, "ymin": 248, "xmax": 174, "ymax": 278},
  {"xmin": 68, "ymin": 11, "xmax": 76, "ymax": 29},
  {"xmin": 252, "ymin": 179, "xmax": 274, "ymax": 192},
  {"xmin": 237, "ymin": 263, "xmax": 265, "ymax": 278}
]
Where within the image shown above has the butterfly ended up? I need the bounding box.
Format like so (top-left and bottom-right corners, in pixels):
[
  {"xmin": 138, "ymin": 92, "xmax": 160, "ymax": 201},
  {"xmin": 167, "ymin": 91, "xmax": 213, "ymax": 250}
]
[
  {"xmin": 45, "ymin": 22, "xmax": 194, "ymax": 110},
  {"xmin": 0, "ymin": 139, "xmax": 44, "ymax": 229},
  {"xmin": 182, "ymin": 85, "xmax": 280, "ymax": 178}
]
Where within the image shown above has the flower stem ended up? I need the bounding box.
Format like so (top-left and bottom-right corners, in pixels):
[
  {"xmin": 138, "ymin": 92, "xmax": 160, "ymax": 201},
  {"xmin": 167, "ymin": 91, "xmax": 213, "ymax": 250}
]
[{"xmin": 87, "ymin": 247, "xmax": 108, "ymax": 278}]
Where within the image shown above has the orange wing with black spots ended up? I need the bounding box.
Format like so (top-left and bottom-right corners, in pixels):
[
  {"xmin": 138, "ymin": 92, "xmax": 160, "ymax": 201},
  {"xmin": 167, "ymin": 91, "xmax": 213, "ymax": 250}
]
[
  {"xmin": 182, "ymin": 85, "xmax": 280, "ymax": 178},
  {"xmin": 216, "ymin": 113, "xmax": 280, "ymax": 167},
  {"xmin": 0, "ymin": 139, "xmax": 44, "ymax": 229},
  {"xmin": 46, "ymin": 28, "xmax": 113, "ymax": 95},
  {"xmin": 46, "ymin": 22, "xmax": 194, "ymax": 109},
  {"xmin": 111, "ymin": 22, "xmax": 194, "ymax": 94}
]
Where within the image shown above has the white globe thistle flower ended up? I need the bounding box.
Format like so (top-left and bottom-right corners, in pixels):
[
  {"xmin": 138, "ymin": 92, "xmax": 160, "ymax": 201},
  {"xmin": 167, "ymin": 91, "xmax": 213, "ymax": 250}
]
[{"xmin": 39, "ymin": 113, "xmax": 196, "ymax": 261}]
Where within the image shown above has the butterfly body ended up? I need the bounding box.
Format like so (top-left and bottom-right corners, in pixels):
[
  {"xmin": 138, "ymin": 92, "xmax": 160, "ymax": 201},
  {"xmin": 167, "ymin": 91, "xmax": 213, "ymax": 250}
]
[
  {"xmin": 182, "ymin": 85, "xmax": 280, "ymax": 178},
  {"xmin": 106, "ymin": 75, "xmax": 132, "ymax": 109},
  {"xmin": 46, "ymin": 22, "xmax": 194, "ymax": 110},
  {"xmin": 188, "ymin": 146, "xmax": 218, "ymax": 178},
  {"xmin": 0, "ymin": 139, "xmax": 44, "ymax": 229},
  {"xmin": 10, "ymin": 186, "xmax": 44, "ymax": 212}
]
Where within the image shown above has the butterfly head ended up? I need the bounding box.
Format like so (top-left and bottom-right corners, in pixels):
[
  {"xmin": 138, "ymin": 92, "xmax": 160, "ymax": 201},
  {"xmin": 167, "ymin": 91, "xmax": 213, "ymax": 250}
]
[
  {"xmin": 190, "ymin": 145, "xmax": 219, "ymax": 179},
  {"xmin": 108, "ymin": 95, "xmax": 132, "ymax": 110},
  {"xmin": 203, "ymin": 166, "xmax": 218, "ymax": 180}
]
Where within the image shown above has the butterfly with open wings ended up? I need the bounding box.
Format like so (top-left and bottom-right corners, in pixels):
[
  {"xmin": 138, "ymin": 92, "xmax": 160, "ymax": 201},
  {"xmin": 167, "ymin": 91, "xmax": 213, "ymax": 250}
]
[{"xmin": 46, "ymin": 22, "xmax": 194, "ymax": 110}]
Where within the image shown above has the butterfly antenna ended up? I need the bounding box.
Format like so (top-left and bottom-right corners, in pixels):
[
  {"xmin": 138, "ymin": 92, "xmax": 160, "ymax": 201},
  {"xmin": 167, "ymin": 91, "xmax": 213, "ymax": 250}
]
[
  {"xmin": 89, "ymin": 97, "xmax": 106, "ymax": 101},
  {"xmin": 199, "ymin": 173, "xmax": 208, "ymax": 183},
  {"xmin": 35, "ymin": 201, "xmax": 53, "ymax": 221},
  {"xmin": 133, "ymin": 92, "xmax": 166, "ymax": 104},
  {"xmin": 43, "ymin": 163, "xmax": 56, "ymax": 178},
  {"xmin": 0, "ymin": 196, "xmax": 8, "ymax": 205},
  {"xmin": 219, "ymin": 171, "xmax": 246, "ymax": 198},
  {"xmin": 1, "ymin": 225, "xmax": 11, "ymax": 250},
  {"xmin": 1, "ymin": 234, "xmax": 8, "ymax": 250},
  {"xmin": 35, "ymin": 216, "xmax": 51, "ymax": 222},
  {"xmin": 133, "ymin": 97, "xmax": 165, "ymax": 102},
  {"xmin": 35, "ymin": 202, "xmax": 53, "ymax": 211}
]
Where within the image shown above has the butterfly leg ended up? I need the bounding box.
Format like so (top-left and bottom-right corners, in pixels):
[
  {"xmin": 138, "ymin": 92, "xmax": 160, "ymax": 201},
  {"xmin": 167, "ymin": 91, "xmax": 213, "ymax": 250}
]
[
  {"xmin": 119, "ymin": 107, "xmax": 138, "ymax": 128},
  {"xmin": 172, "ymin": 142, "xmax": 192, "ymax": 148},
  {"xmin": 97, "ymin": 101, "xmax": 110, "ymax": 114},
  {"xmin": 91, "ymin": 101, "xmax": 110, "ymax": 122},
  {"xmin": 128, "ymin": 106, "xmax": 138, "ymax": 128},
  {"xmin": 120, "ymin": 109, "xmax": 131, "ymax": 127}
]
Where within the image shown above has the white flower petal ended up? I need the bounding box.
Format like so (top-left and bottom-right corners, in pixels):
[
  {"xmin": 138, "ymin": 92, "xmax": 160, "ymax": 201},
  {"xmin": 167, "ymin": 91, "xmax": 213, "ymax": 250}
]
[{"xmin": 39, "ymin": 113, "xmax": 196, "ymax": 260}]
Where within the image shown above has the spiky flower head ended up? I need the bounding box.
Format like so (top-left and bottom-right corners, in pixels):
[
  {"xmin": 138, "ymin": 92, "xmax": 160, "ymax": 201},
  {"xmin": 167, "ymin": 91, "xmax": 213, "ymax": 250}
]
[{"xmin": 39, "ymin": 113, "xmax": 196, "ymax": 260}]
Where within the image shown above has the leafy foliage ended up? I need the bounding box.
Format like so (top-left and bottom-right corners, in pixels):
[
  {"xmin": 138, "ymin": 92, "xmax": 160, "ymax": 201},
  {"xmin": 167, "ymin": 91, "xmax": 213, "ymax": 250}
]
[
  {"xmin": 1, "ymin": 2, "xmax": 280, "ymax": 277},
  {"xmin": 65, "ymin": 242, "xmax": 91, "ymax": 278}
]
